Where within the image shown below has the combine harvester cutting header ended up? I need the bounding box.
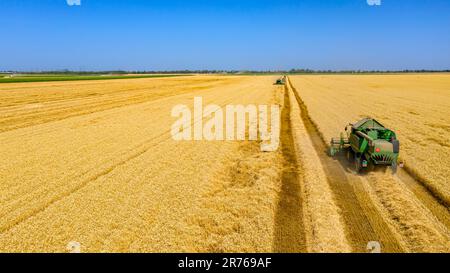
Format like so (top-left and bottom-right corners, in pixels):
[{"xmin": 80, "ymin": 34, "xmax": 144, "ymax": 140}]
[{"xmin": 329, "ymin": 118, "xmax": 400, "ymax": 173}]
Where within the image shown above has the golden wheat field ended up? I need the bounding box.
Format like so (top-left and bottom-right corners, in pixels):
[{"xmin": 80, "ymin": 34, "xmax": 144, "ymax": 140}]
[{"xmin": 0, "ymin": 75, "xmax": 449, "ymax": 253}]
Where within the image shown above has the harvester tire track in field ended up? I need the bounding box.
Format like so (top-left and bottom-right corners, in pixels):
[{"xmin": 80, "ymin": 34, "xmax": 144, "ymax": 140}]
[
  {"xmin": 286, "ymin": 77, "xmax": 405, "ymax": 252},
  {"xmin": 273, "ymin": 86, "xmax": 307, "ymax": 253}
]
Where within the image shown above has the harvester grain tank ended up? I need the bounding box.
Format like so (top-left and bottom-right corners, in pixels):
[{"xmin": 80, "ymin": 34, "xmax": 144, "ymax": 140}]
[{"xmin": 329, "ymin": 118, "xmax": 400, "ymax": 173}]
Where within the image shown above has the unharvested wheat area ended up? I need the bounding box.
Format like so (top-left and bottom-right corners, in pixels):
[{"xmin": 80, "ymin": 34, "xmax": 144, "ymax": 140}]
[{"xmin": 0, "ymin": 75, "xmax": 449, "ymax": 253}]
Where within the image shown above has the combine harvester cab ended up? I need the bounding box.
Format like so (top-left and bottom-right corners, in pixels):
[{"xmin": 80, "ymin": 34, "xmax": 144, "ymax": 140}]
[{"xmin": 329, "ymin": 118, "xmax": 400, "ymax": 173}]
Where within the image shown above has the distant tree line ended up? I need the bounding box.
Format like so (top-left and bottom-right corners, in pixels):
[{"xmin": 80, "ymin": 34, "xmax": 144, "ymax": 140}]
[{"xmin": 1, "ymin": 69, "xmax": 449, "ymax": 75}]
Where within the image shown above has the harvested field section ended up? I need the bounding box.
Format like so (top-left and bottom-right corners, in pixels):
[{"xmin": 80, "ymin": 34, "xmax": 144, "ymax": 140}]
[
  {"xmin": 290, "ymin": 75, "xmax": 450, "ymax": 253},
  {"xmin": 0, "ymin": 76, "xmax": 286, "ymax": 252},
  {"xmin": 288, "ymin": 81, "xmax": 404, "ymax": 253}
]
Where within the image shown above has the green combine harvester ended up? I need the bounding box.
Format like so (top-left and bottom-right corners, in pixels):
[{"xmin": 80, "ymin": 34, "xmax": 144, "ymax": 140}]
[
  {"xmin": 329, "ymin": 118, "xmax": 400, "ymax": 173},
  {"xmin": 274, "ymin": 76, "xmax": 286, "ymax": 85}
]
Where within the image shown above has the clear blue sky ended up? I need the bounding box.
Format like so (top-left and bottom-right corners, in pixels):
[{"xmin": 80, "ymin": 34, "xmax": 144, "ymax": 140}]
[{"xmin": 1, "ymin": 0, "xmax": 449, "ymax": 71}]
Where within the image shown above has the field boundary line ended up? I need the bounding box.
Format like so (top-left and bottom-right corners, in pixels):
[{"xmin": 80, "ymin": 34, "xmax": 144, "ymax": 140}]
[{"xmin": 0, "ymin": 74, "xmax": 190, "ymax": 84}]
